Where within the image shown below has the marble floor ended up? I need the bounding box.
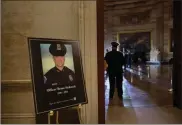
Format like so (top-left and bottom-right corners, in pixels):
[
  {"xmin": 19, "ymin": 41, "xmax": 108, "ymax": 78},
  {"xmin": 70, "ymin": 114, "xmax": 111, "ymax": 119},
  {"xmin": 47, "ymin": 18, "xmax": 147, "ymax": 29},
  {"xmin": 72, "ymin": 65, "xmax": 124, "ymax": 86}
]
[{"xmin": 105, "ymin": 65, "xmax": 182, "ymax": 124}]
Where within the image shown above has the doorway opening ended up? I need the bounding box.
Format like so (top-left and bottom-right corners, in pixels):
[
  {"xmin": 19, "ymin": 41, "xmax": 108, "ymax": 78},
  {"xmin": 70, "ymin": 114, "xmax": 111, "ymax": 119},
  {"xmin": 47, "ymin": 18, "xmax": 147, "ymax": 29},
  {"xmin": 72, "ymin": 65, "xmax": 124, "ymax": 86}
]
[{"xmin": 103, "ymin": 0, "xmax": 177, "ymax": 123}]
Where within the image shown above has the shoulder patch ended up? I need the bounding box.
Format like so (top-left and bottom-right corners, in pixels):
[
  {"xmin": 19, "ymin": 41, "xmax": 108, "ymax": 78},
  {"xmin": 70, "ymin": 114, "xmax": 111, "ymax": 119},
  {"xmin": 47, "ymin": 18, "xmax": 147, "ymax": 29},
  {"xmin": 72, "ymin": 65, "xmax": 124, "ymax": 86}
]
[{"xmin": 44, "ymin": 76, "xmax": 47, "ymax": 84}]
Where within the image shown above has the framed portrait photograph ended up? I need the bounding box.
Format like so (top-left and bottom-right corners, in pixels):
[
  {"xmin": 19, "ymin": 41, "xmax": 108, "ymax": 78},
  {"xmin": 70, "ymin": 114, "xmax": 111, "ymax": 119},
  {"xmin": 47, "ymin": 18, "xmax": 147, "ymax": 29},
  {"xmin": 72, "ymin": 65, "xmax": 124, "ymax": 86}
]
[{"xmin": 28, "ymin": 37, "xmax": 88, "ymax": 114}]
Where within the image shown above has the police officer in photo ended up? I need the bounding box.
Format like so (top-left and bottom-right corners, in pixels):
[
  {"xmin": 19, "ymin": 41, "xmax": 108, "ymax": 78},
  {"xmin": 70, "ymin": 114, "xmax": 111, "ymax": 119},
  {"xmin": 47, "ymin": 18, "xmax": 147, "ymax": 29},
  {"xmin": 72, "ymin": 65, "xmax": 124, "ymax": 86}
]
[
  {"xmin": 44, "ymin": 43, "xmax": 75, "ymax": 85},
  {"xmin": 104, "ymin": 42, "xmax": 125, "ymax": 99}
]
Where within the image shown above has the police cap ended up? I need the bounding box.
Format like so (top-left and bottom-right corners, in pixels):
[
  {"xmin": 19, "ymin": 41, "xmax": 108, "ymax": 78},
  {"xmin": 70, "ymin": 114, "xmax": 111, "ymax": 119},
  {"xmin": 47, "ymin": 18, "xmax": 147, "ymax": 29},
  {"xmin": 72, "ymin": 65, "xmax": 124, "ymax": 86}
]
[
  {"xmin": 111, "ymin": 42, "xmax": 119, "ymax": 47},
  {"xmin": 49, "ymin": 43, "xmax": 67, "ymax": 56}
]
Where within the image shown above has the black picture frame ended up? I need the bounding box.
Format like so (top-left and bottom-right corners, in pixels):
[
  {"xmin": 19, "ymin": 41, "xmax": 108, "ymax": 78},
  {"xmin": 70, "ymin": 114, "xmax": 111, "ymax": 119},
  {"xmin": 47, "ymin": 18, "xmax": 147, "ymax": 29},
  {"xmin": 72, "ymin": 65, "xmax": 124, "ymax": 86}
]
[{"xmin": 28, "ymin": 37, "xmax": 88, "ymax": 114}]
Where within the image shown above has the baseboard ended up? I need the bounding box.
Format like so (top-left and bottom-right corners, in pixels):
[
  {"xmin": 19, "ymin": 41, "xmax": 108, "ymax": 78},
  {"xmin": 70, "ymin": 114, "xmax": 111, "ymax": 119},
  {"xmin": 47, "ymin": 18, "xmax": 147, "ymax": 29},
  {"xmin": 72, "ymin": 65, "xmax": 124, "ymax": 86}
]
[
  {"xmin": 1, "ymin": 113, "xmax": 35, "ymax": 119},
  {"xmin": 1, "ymin": 113, "xmax": 36, "ymax": 124}
]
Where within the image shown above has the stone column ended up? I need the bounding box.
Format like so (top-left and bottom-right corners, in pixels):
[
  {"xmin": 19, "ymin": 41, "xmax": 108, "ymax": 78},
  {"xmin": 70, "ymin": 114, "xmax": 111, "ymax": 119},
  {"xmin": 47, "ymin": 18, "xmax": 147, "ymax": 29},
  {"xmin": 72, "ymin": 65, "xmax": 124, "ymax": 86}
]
[
  {"xmin": 104, "ymin": 10, "xmax": 113, "ymax": 52},
  {"xmin": 155, "ymin": 2, "xmax": 164, "ymax": 61}
]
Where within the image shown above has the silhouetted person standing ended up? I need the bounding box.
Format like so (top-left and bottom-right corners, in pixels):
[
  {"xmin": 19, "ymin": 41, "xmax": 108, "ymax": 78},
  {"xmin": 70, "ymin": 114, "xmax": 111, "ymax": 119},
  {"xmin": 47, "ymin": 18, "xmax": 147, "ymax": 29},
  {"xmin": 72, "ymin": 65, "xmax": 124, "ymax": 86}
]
[{"xmin": 104, "ymin": 42, "xmax": 125, "ymax": 99}]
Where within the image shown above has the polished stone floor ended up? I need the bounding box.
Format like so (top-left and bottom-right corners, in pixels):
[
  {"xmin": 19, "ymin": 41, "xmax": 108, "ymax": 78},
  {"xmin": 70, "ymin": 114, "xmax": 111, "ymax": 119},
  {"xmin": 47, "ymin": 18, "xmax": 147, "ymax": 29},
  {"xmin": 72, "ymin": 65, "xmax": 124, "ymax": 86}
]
[{"xmin": 105, "ymin": 65, "xmax": 182, "ymax": 124}]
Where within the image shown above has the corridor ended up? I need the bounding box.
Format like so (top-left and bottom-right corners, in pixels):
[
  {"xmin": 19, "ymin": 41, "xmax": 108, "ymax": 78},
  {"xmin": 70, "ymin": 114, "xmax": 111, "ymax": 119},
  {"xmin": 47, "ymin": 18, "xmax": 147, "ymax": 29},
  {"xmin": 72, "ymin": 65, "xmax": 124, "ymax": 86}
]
[{"xmin": 105, "ymin": 65, "xmax": 182, "ymax": 124}]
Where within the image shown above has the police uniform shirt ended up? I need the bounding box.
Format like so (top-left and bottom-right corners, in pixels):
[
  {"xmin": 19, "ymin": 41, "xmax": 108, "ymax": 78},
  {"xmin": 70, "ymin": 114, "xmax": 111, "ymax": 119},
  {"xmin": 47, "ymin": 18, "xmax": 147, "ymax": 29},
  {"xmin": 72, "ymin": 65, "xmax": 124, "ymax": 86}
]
[
  {"xmin": 43, "ymin": 66, "xmax": 76, "ymax": 105},
  {"xmin": 104, "ymin": 50, "xmax": 125, "ymax": 72},
  {"xmin": 44, "ymin": 66, "xmax": 75, "ymax": 85}
]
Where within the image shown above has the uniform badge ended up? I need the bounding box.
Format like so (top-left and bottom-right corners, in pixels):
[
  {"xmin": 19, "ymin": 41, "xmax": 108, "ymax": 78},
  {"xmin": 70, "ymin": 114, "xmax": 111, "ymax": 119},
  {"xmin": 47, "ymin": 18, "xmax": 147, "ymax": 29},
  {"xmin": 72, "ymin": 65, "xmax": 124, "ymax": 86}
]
[
  {"xmin": 73, "ymin": 97, "xmax": 76, "ymax": 100},
  {"xmin": 57, "ymin": 44, "xmax": 61, "ymax": 50},
  {"xmin": 69, "ymin": 75, "xmax": 73, "ymax": 82}
]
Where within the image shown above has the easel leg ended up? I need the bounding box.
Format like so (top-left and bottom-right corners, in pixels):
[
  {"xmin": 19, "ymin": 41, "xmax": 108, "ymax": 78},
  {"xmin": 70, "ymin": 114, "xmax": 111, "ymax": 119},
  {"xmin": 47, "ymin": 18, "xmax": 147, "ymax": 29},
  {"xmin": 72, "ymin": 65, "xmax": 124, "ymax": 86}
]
[
  {"xmin": 56, "ymin": 111, "xmax": 59, "ymax": 124},
  {"xmin": 48, "ymin": 111, "xmax": 54, "ymax": 124},
  {"xmin": 77, "ymin": 104, "xmax": 82, "ymax": 124}
]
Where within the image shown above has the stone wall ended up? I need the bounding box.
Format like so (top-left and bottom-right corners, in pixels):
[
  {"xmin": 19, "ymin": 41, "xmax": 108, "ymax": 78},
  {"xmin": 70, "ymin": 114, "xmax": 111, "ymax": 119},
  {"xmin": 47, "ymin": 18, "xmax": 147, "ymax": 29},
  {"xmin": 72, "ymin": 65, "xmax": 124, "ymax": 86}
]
[{"xmin": 1, "ymin": 1, "xmax": 98, "ymax": 124}]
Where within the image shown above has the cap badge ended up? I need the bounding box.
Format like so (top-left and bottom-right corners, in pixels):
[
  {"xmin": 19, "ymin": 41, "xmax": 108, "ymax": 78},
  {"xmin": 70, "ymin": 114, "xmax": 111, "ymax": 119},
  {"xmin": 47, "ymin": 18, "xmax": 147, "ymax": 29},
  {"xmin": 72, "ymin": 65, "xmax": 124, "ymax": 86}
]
[{"xmin": 57, "ymin": 44, "xmax": 61, "ymax": 50}]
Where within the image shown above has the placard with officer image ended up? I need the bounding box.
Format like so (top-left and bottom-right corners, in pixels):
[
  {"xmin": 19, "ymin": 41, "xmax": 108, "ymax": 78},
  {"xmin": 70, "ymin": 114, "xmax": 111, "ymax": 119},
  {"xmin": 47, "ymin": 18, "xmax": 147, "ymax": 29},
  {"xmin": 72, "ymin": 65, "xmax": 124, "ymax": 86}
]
[{"xmin": 28, "ymin": 37, "xmax": 88, "ymax": 114}]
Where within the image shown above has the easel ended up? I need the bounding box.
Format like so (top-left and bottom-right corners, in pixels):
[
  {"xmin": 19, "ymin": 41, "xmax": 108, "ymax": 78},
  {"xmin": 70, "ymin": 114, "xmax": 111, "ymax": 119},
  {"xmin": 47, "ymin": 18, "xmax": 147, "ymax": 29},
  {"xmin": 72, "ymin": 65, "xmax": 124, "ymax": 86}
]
[{"xmin": 47, "ymin": 104, "xmax": 83, "ymax": 124}]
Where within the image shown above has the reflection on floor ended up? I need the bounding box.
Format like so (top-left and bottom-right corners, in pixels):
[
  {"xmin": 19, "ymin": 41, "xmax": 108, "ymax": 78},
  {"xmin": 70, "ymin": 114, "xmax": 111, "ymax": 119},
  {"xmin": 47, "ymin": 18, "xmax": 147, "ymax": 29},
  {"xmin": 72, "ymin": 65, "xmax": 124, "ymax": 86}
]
[{"xmin": 105, "ymin": 65, "xmax": 182, "ymax": 124}]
